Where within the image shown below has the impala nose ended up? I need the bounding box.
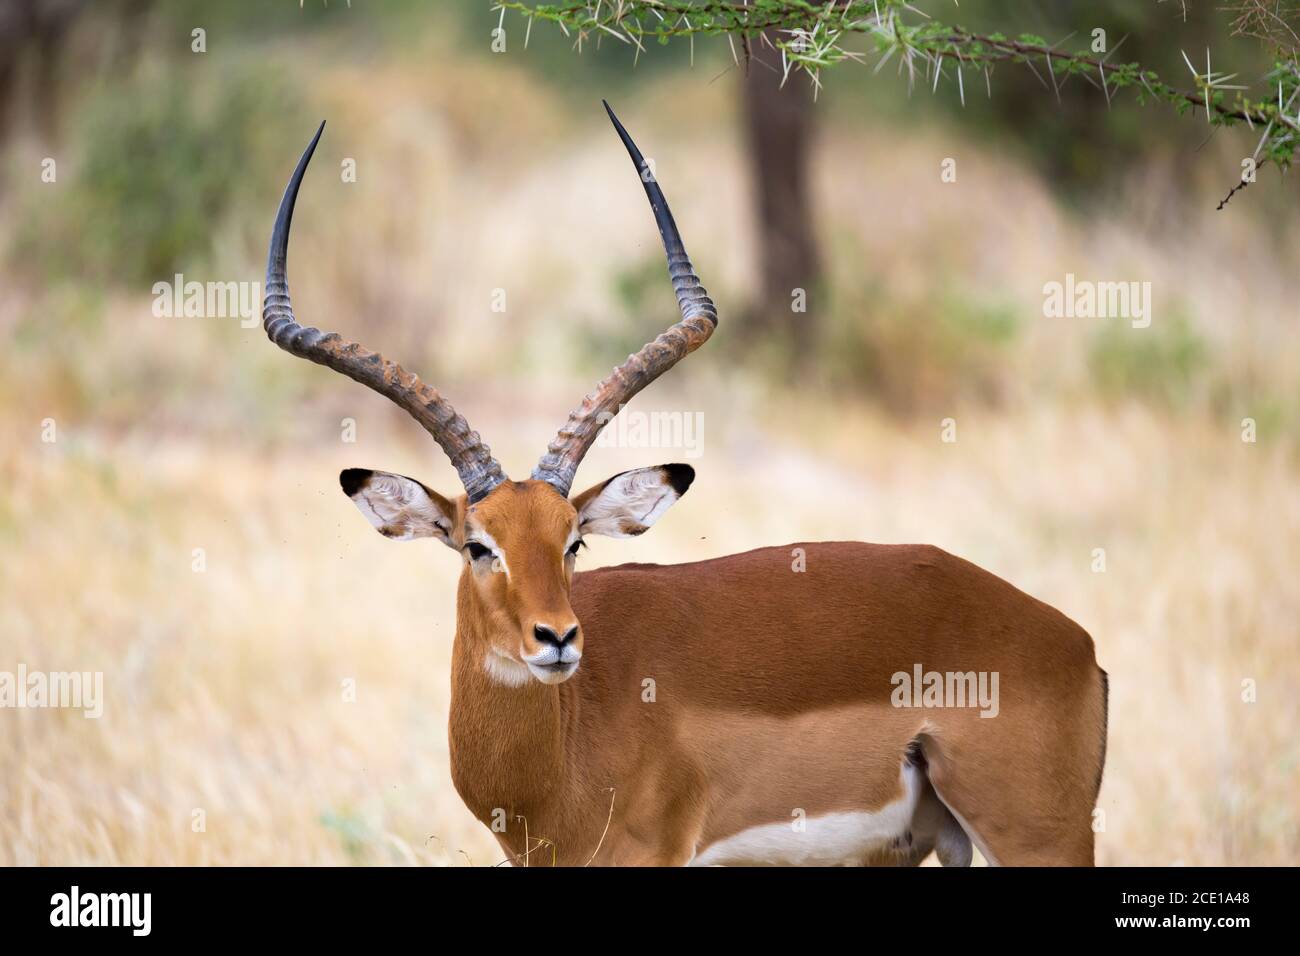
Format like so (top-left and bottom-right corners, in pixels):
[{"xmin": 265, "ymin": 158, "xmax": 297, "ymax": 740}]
[
  {"xmin": 525, "ymin": 622, "xmax": 582, "ymax": 684},
  {"xmin": 534, "ymin": 623, "xmax": 579, "ymax": 647}
]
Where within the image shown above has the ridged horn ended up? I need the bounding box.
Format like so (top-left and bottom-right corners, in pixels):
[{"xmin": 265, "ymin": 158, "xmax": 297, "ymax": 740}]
[
  {"xmin": 263, "ymin": 121, "xmax": 507, "ymax": 503},
  {"xmin": 531, "ymin": 101, "xmax": 717, "ymax": 497}
]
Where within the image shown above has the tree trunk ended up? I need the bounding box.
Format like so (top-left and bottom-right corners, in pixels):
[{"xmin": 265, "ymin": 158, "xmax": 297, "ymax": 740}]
[{"xmin": 741, "ymin": 44, "xmax": 821, "ymax": 359}]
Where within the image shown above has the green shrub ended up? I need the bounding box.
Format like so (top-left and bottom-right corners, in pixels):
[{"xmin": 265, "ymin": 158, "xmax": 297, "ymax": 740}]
[
  {"xmin": 820, "ymin": 281, "xmax": 1021, "ymax": 412},
  {"xmin": 15, "ymin": 61, "xmax": 301, "ymax": 288},
  {"xmin": 1088, "ymin": 311, "xmax": 1207, "ymax": 407}
]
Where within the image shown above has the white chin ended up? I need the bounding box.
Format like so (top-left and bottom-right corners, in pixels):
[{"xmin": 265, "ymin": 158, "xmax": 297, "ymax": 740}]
[{"xmin": 526, "ymin": 661, "xmax": 579, "ymax": 685}]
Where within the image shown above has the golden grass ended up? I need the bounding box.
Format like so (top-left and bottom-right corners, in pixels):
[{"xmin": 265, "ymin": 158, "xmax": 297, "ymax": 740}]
[{"xmin": 2, "ymin": 396, "xmax": 1297, "ymax": 865}]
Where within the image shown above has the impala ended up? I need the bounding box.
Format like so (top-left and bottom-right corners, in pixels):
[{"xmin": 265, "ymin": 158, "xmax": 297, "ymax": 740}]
[{"xmin": 262, "ymin": 103, "xmax": 1108, "ymax": 866}]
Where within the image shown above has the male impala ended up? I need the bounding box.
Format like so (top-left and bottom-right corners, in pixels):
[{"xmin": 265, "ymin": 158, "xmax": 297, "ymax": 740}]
[{"xmin": 263, "ymin": 103, "xmax": 1108, "ymax": 866}]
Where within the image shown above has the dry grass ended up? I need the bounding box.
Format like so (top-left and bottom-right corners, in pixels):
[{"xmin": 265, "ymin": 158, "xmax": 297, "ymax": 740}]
[
  {"xmin": 3, "ymin": 399, "xmax": 1297, "ymax": 865},
  {"xmin": 1, "ymin": 28, "xmax": 1297, "ymax": 865}
]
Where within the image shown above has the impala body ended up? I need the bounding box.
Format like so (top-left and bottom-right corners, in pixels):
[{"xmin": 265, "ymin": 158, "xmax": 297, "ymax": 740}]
[{"xmin": 263, "ymin": 104, "xmax": 1108, "ymax": 866}]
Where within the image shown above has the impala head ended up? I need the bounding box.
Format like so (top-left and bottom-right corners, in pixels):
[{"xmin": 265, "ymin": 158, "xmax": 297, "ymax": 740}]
[{"xmin": 263, "ymin": 102, "xmax": 715, "ymax": 686}]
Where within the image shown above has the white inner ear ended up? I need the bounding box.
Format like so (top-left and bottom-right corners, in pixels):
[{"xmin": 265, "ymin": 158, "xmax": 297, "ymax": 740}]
[
  {"xmin": 349, "ymin": 472, "xmax": 452, "ymax": 543},
  {"xmin": 578, "ymin": 467, "xmax": 683, "ymax": 538}
]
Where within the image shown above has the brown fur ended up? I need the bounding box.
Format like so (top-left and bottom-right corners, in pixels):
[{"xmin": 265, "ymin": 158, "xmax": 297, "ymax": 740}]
[{"xmin": 441, "ymin": 481, "xmax": 1108, "ymax": 866}]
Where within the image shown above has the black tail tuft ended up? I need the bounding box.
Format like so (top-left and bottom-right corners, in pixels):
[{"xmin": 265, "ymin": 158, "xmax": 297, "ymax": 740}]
[{"xmin": 904, "ymin": 738, "xmax": 927, "ymax": 770}]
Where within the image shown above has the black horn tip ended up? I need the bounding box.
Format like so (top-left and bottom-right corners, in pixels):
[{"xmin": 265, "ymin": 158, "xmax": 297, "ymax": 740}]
[
  {"xmin": 303, "ymin": 119, "xmax": 327, "ymax": 153},
  {"xmin": 267, "ymin": 120, "xmax": 328, "ymax": 276},
  {"xmin": 288, "ymin": 120, "xmax": 327, "ymax": 191},
  {"xmin": 602, "ymin": 100, "xmax": 647, "ymax": 168}
]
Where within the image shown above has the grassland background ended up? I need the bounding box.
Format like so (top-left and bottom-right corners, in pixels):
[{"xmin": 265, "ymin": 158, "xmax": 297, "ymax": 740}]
[{"xmin": 0, "ymin": 1, "xmax": 1297, "ymax": 865}]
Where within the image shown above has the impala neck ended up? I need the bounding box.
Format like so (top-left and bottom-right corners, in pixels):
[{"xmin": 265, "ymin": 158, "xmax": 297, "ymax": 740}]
[{"xmin": 447, "ymin": 571, "xmax": 571, "ymax": 836}]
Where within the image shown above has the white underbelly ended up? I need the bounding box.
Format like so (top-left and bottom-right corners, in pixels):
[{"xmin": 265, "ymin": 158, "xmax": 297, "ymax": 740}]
[{"xmin": 689, "ymin": 762, "xmax": 922, "ymax": 867}]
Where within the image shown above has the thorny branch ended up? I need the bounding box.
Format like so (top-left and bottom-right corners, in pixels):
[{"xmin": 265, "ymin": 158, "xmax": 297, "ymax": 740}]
[{"xmin": 493, "ymin": 0, "xmax": 1300, "ymax": 203}]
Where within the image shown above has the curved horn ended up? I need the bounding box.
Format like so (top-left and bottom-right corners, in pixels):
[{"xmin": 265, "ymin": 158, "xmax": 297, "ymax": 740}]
[
  {"xmin": 263, "ymin": 121, "xmax": 507, "ymax": 503},
  {"xmin": 531, "ymin": 101, "xmax": 718, "ymax": 497}
]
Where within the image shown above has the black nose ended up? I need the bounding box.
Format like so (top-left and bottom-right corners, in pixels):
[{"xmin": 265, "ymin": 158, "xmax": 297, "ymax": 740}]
[{"xmin": 534, "ymin": 624, "xmax": 579, "ymax": 646}]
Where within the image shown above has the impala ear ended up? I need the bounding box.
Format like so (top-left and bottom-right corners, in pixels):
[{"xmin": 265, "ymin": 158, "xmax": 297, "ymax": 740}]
[
  {"xmin": 339, "ymin": 468, "xmax": 458, "ymax": 547},
  {"xmin": 572, "ymin": 464, "xmax": 694, "ymax": 538}
]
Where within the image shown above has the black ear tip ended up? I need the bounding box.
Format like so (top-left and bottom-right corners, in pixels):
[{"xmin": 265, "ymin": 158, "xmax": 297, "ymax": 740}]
[
  {"xmin": 662, "ymin": 463, "xmax": 695, "ymax": 495},
  {"xmin": 339, "ymin": 468, "xmax": 372, "ymax": 497}
]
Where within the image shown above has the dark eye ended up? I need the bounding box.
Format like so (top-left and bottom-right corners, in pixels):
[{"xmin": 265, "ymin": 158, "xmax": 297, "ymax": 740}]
[
  {"xmin": 466, "ymin": 542, "xmax": 492, "ymax": 561},
  {"xmin": 567, "ymin": 539, "xmax": 584, "ymax": 557}
]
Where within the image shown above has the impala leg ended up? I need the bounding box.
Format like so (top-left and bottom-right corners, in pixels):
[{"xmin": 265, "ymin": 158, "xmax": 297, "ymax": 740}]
[
  {"xmin": 918, "ymin": 733, "xmax": 1098, "ymax": 867},
  {"xmin": 907, "ymin": 770, "xmax": 972, "ymax": 866},
  {"xmin": 934, "ymin": 808, "xmax": 973, "ymax": 867}
]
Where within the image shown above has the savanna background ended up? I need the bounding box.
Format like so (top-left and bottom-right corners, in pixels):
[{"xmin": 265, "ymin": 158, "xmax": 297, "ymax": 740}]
[{"xmin": 0, "ymin": 0, "xmax": 1296, "ymax": 866}]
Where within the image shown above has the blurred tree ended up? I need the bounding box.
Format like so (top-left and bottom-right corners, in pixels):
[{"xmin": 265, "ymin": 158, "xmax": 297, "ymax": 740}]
[
  {"xmin": 0, "ymin": 0, "xmax": 84, "ymax": 141},
  {"xmin": 497, "ymin": 0, "xmax": 1300, "ymax": 369},
  {"xmin": 0, "ymin": 0, "xmax": 151, "ymax": 144},
  {"xmin": 741, "ymin": 33, "xmax": 822, "ymax": 359}
]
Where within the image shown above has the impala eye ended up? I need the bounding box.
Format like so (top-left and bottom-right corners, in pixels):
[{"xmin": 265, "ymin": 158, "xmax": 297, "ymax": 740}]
[
  {"xmin": 466, "ymin": 542, "xmax": 492, "ymax": 561},
  {"xmin": 567, "ymin": 539, "xmax": 584, "ymax": 557}
]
